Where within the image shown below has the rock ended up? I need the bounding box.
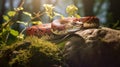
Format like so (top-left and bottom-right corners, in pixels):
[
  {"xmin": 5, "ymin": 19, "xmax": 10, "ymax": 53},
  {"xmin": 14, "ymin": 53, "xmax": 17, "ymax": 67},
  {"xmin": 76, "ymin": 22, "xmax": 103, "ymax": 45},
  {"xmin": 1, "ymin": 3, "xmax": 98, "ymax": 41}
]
[{"xmin": 63, "ymin": 27, "xmax": 120, "ymax": 67}]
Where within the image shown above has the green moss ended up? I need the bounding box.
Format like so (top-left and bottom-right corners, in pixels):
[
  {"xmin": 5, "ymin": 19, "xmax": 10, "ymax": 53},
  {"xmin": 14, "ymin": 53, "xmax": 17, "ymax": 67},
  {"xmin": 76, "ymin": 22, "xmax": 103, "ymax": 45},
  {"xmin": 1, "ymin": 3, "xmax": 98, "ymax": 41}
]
[{"xmin": 0, "ymin": 36, "xmax": 63, "ymax": 67}]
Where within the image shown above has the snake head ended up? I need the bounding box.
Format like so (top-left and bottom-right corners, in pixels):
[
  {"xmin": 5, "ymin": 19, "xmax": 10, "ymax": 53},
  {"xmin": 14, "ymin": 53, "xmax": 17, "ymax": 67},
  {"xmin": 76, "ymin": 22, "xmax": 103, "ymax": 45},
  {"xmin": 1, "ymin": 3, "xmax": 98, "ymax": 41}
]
[{"xmin": 79, "ymin": 16, "xmax": 100, "ymax": 28}]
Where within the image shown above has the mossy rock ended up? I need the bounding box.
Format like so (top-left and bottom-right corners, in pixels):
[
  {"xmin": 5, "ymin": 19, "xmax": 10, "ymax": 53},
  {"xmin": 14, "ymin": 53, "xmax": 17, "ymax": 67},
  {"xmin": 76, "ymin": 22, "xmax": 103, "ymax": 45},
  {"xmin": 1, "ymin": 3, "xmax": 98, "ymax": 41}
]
[{"xmin": 0, "ymin": 36, "xmax": 63, "ymax": 67}]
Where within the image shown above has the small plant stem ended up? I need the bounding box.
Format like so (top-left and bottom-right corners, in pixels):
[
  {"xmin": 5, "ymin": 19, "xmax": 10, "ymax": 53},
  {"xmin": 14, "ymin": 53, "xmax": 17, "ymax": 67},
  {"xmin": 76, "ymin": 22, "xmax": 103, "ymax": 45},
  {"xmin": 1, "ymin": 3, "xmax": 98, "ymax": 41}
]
[
  {"xmin": 5, "ymin": 33, "xmax": 10, "ymax": 43},
  {"xmin": 20, "ymin": 27, "xmax": 26, "ymax": 35}
]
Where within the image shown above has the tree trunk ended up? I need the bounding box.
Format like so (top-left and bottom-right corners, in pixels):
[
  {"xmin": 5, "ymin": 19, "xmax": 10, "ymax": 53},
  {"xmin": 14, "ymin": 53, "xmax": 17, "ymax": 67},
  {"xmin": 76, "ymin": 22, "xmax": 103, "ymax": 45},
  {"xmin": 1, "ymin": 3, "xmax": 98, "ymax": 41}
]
[
  {"xmin": 10, "ymin": 0, "xmax": 13, "ymax": 10},
  {"xmin": 82, "ymin": 0, "xmax": 95, "ymax": 16},
  {"xmin": 108, "ymin": 0, "xmax": 120, "ymax": 22},
  {"xmin": 32, "ymin": 0, "xmax": 41, "ymax": 13},
  {"xmin": 0, "ymin": 0, "xmax": 6, "ymax": 24}
]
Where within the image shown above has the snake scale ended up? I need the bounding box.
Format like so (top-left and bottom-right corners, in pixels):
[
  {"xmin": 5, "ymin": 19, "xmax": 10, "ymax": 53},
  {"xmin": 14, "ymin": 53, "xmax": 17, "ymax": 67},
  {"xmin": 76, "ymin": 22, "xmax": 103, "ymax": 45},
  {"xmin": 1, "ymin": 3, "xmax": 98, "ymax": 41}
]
[{"xmin": 26, "ymin": 16, "xmax": 99, "ymax": 42}]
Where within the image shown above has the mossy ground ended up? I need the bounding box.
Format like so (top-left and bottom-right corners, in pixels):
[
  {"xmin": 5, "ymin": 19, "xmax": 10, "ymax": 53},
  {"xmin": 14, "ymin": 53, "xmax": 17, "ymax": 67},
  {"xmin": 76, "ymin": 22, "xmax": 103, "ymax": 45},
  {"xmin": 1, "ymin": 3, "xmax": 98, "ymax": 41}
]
[{"xmin": 0, "ymin": 36, "xmax": 64, "ymax": 67}]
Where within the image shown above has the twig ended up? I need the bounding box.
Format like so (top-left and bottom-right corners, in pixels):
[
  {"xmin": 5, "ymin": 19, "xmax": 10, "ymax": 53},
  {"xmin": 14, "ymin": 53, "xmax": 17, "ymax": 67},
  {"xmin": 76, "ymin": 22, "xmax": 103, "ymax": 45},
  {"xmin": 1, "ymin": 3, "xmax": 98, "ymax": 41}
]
[
  {"xmin": 27, "ymin": 11, "xmax": 45, "ymax": 27},
  {"xmin": 32, "ymin": 11, "xmax": 45, "ymax": 20},
  {"xmin": 18, "ymin": 0, "xmax": 25, "ymax": 8}
]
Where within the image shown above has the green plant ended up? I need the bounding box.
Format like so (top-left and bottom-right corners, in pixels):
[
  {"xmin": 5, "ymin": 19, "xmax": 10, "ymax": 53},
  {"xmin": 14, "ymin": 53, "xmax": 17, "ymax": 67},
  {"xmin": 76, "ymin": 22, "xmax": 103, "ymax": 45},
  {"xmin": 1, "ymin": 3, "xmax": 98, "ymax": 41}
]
[
  {"xmin": 0, "ymin": 8, "xmax": 22, "ymax": 45},
  {"xmin": 66, "ymin": 4, "xmax": 80, "ymax": 18},
  {"xmin": 43, "ymin": 4, "xmax": 80, "ymax": 20},
  {"xmin": 0, "ymin": 0, "xmax": 44, "ymax": 45}
]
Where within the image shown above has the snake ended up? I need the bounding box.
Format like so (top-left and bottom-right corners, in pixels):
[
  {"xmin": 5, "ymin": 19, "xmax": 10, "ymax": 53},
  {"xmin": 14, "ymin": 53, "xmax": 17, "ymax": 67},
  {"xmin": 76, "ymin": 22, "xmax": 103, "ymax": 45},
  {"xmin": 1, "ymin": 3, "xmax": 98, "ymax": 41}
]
[{"xmin": 26, "ymin": 16, "xmax": 99, "ymax": 39}]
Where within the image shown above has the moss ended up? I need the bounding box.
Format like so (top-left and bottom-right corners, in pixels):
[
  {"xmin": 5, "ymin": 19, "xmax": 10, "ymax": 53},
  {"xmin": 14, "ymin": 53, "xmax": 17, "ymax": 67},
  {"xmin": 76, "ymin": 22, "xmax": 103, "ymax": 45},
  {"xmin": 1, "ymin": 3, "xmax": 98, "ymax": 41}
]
[{"xmin": 0, "ymin": 36, "xmax": 63, "ymax": 67}]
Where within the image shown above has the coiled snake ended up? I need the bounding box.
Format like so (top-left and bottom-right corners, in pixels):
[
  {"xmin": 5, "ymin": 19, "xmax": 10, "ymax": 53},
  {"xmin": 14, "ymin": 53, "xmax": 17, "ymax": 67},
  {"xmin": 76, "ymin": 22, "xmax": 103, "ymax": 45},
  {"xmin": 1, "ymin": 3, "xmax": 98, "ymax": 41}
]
[{"xmin": 26, "ymin": 16, "xmax": 99, "ymax": 40}]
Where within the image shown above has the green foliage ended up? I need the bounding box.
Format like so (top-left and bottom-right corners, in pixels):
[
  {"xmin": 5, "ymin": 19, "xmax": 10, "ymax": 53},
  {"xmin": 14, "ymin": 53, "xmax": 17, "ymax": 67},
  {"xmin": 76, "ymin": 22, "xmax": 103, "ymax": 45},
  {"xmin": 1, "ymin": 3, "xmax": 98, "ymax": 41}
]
[
  {"xmin": 14, "ymin": 7, "xmax": 24, "ymax": 11},
  {"xmin": 32, "ymin": 21, "xmax": 42, "ymax": 25},
  {"xmin": 0, "ymin": 6, "xmax": 43, "ymax": 45},
  {"xmin": 0, "ymin": 36, "xmax": 63, "ymax": 67},
  {"xmin": 7, "ymin": 11, "xmax": 16, "ymax": 17},
  {"xmin": 3, "ymin": 15, "xmax": 10, "ymax": 22},
  {"xmin": 17, "ymin": 34, "xmax": 25, "ymax": 40},
  {"xmin": 10, "ymin": 29, "xmax": 19, "ymax": 36},
  {"xmin": 23, "ymin": 11, "xmax": 32, "ymax": 19},
  {"xmin": 43, "ymin": 4, "xmax": 80, "ymax": 19},
  {"xmin": 43, "ymin": 4, "xmax": 55, "ymax": 19},
  {"xmin": 0, "ymin": 6, "xmax": 25, "ymax": 45},
  {"xmin": 3, "ymin": 11, "xmax": 16, "ymax": 22},
  {"xmin": 66, "ymin": 4, "xmax": 80, "ymax": 18},
  {"xmin": 0, "ymin": 26, "xmax": 19, "ymax": 44},
  {"xmin": 17, "ymin": 21, "xmax": 28, "ymax": 26}
]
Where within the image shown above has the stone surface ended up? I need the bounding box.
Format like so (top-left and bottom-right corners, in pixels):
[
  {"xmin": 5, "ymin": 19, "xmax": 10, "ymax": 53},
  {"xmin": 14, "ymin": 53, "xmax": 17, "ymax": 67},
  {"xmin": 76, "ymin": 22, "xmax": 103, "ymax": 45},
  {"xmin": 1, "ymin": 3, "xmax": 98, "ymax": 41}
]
[{"xmin": 63, "ymin": 27, "xmax": 120, "ymax": 67}]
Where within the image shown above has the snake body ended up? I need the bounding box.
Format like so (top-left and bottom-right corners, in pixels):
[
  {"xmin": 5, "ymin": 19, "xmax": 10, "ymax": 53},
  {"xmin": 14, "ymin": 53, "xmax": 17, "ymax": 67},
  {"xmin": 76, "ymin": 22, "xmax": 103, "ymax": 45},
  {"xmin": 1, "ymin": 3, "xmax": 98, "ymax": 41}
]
[{"xmin": 26, "ymin": 16, "xmax": 99, "ymax": 37}]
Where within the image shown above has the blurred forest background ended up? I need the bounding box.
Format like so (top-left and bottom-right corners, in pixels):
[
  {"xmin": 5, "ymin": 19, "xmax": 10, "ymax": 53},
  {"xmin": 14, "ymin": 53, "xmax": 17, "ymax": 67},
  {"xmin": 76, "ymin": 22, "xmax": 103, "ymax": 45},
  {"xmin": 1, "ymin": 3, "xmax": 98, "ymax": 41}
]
[{"xmin": 0, "ymin": 0, "xmax": 120, "ymax": 29}]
